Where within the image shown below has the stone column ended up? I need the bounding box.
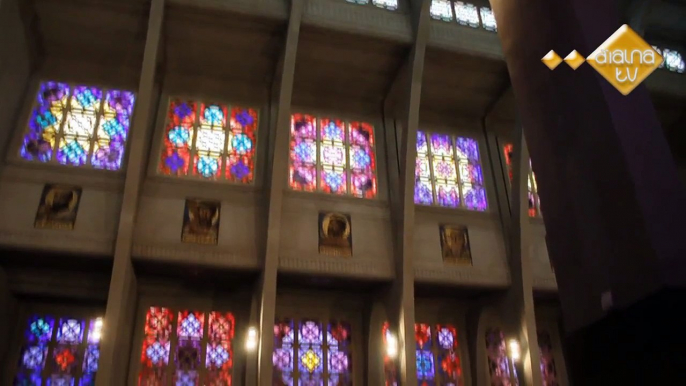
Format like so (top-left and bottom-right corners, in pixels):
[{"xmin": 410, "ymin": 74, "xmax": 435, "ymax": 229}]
[
  {"xmin": 490, "ymin": 0, "xmax": 686, "ymax": 382},
  {"xmin": 499, "ymin": 123, "xmax": 542, "ymax": 385},
  {"xmin": 95, "ymin": 0, "xmax": 164, "ymax": 384},
  {"xmin": 255, "ymin": 1, "xmax": 305, "ymax": 384},
  {"xmin": 383, "ymin": 0, "xmax": 431, "ymax": 384}
]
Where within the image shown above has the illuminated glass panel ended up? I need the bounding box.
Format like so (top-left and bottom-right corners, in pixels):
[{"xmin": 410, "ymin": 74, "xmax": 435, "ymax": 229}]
[
  {"xmin": 485, "ymin": 328, "xmax": 512, "ymax": 385},
  {"xmin": 138, "ymin": 307, "xmax": 235, "ymax": 385},
  {"xmin": 414, "ymin": 323, "xmax": 464, "ymax": 385},
  {"xmin": 346, "ymin": 0, "xmax": 369, "ymax": 4},
  {"xmin": 373, "ymin": 0, "xmax": 398, "ymax": 10},
  {"xmin": 382, "ymin": 322, "xmax": 399, "ymax": 386},
  {"xmin": 20, "ymin": 81, "xmax": 135, "ymax": 170},
  {"xmin": 431, "ymin": 0, "xmax": 454, "ymax": 21},
  {"xmin": 415, "ymin": 131, "xmax": 487, "ymax": 211},
  {"xmin": 158, "ymin": 99, "xmax": 258, "ymax": 183},
  {"xmin": 13, "ymin": 314, "xmax": 102, "ymax": 385},
  {"xmin": 503, "ymin": 143, "xmax": 540, "ymax": 217},
  {"xmin": 273, "ymin": 318, "xmax": 353, "ymax": 385},
  {"xmin": 663, "ymin": 48, "xmax": 685, "ymax": 73},
  {"xmin": 454, "ymin": 1, "xmax": 479, "ymax": 28},
  {"xmin": 479, "ymin": 7, "xmax": 497, "ymax": 31},
  {"xmin": 538, "ymin": 331, "xmax": 559, "ymax": 386},
  {"xmin": 289, "ymin": 113, "xmax": 377, "ymax": 199}
]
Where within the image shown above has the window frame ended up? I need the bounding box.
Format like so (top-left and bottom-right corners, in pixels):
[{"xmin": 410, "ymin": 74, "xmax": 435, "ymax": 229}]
[
  {"xmin": 150, "ymin": 93, "xmax": 264, "ymax": 187},
  {"xmin": 4, "ymin": 301, "xmax": 105, "ymax": 386},
  {"xmin": 497, "ymin": 137, "xmax": 543, "ymax": 220},
  {"xmin": 414, "ymin": 126, "xmax": 492, "ymax": 213},
  {"xmin": 287, "ymin": 108, "xmax": 385, "ymax": 201},
  {"xmin": 128, "ymin": 293, "xmax": 250, "ymax": 386},
  {"xmin": 428, "ymin": 0, "xmax": 498, "ymax": 31},
  {"xmin": 11, "ymin": 78, "xmax": 138, "ymax": 173}
]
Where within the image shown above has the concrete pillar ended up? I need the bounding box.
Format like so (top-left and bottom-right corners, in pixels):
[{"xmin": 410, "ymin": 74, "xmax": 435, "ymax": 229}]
[
  {"xmin": 383, "ymin": 0, "xmax": 431, "ymax": 384},
  {"xmin": 255, "ymin": 1, "xmax": 305, "ymax": 384},
  {"xmin": 490, "ymin": 0, "xmax": 686, "ymax": 382},
  {"xmin": 499, "ymin": 123, "xmax": 542, "ymax": 385},
  {"xmin": 95, "ymin": 0, "xmax": 164, "ymax": 384}
]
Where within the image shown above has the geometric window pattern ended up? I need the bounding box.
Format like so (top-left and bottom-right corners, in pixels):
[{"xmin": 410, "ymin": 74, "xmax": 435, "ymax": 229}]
[
  {"xmin": 652, "ymin": 46, "xmax": 685, "ymax": 74},
  {"xmin": 415, "ymin": 131, "xmax": 488, "ymax": 211},
  {"xmin": 158, "ymin": 99, "xmax": 258, "ymax": 183},
  {"xmin": 273, "ymin": 318, "xmax": 353, "ymax": 386},
  {"xmin": 382, "ymin": 322, "xmax": 398, "ymax": 386},
  {"xmin": 13, "ymin": 314, "xmax": 103, "ymax": 385},
  {"xmin": 138, "ymin": 307, "xmax": 235, "ymax": 385},
  {"xmin": 289, "ymin": 113, "xmax": 377, "ymax": 198},
  {"xmin": 345, "ymin": 0, "xmax": 398, "ymax": 11},
  {"xmin": 415, "ymin": 323, "xmax": 464, "ymax": 386},
  {"xmin": 485, "ymin": 328, "xmax": 513, "ymax": 386},
  {"xmin": 503, "ymin": 143, "xmax": 541, "ymax": 217},
  {"xmin": 429, "ymin": 0, "xmax": 496, "ymax": 31},
  {"xmin": 538, "ymin": 331, "xmax": 559, "ymax": 386},
  {"xmin": 20, "ymin": 81, "xmax": 136, "ymax": 170}
]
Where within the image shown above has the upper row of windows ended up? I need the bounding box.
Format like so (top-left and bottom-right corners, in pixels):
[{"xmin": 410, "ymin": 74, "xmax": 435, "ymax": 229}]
[{"xmin": 19, "ymin": 82, "xmax": 501, "ymax": 212}]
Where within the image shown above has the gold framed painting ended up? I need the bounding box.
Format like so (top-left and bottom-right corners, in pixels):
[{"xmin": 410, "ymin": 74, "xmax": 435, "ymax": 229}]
[
  {"xmin": 318, "ymin": 212, "xmax": 352, "ymax": 257},
  {"xmin": 439, "ymin": 224, "xmax": 472, "ymax": 265},
  {"xmin": 34, "ymin": 184, "xmax": 82, "ymax": 230},
  {"xmin": 181, "ymin": 199, "xmax": 221, "ymax": 245}
]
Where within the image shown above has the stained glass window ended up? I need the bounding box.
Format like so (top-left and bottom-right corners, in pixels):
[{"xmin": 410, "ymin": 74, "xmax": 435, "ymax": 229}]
[
  {"xmin": 485, "ymin": 328, "xmax": 512, "ymax": 386},
  {"xmin": 538, "ymin": 331, "xmax": 559, "ymax": 386},
  {"xmin": 345, "ymin": 0, "xmax": 397, "ymax": 10},
  {"xmin": 503, "ymin": 143, "xmax": 540, "ymax": 217},
  {"xmin": 415, "ymin": 131, "xmax": 487, "ymax": 211},
  {"xmin": 20, "ymin": 81, "xmax": 135, "ymax": 170},
  {"xmin": 138, "ymin": 307, "xmax": 235, "ymax": 385},
  {"xmin": 663, "ymin": 48, "xmax": 685, "ymax": 73},
  {"xmin": 454, "ymin": 1, "xmax": 479, "ymax": 27},
  {"xmin": 431, "ymin": 0, "xmax": 454, "ymax": 21},
  {"xmin": 273, "ymin": 318, "xmax": 353, "ymax": 385},
  {"xmin": 158, "ymin": 99, "xmax": 258, "ymax": 183},
  {"xmin": 290, "ymin": 113, "xmax": 377, "ymax": 198},
  {"xmin": 13, "ymin": 314, "xmax": 103, "ymax": 385},
  {"xmin": 479, "ymin": 7, "xmax": 497, "ymax": 31},
  {"xmin": 382, "ymin": 322, "xmax": 398, "ymax": 386},
  {"xmin": 414, "ymin": 323, "xmax": 464, "ymax": 386}
]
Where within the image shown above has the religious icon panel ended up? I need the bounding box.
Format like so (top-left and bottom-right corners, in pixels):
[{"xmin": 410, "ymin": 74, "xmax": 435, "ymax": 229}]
[
  {"xmin": 34, "ymin": 184, "xmax": 83, "ymax": 230},
  {"xmin": 319, "ymin": 212, "xmax": 353, "ymax": 257},
  {"xmin": 182, "ymin": 198, "xmax": 221, "ymax": 245}
]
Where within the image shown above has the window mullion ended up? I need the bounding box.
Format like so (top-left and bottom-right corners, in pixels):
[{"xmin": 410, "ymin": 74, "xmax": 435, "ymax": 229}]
[
  {"xmin": 52, "ymin": 86, "xmax": 73, "ymax": 166},
  {"xmin": 426, "ymin": 131, "xmax": 438, "ymax": 205},
  {"xmin": 316, "ymin": 118, "xmax": 321, "ymax": 192},
  {"xmin": 188, "ymin": 104, "xmax": 201, "ymax": 179},
  {"xmin": 452, "ymin": 135, "xmax": 465, "ymax": 208},
  {"xmin": 86, "ymin": 92, "xmax": 106, "ymax": 168},
  {"xmin": 223, "ymin": 106, "xmax": 230, "ymax": 182},
  {"xmin": 345, "ymin": 120, "xmax": 351, "ymax": 195}
]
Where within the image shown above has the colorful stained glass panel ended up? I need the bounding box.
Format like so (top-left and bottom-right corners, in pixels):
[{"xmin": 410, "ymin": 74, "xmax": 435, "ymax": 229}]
[{"xmin": 486, "ymin": 329, "xmax": 512, "ymax": 386}]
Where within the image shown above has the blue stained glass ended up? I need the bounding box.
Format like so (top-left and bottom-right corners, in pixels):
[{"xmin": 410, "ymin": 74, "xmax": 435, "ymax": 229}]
[
  {"xmin": 74, "ymin": 88, "xmax": 98, "ymax": 109},
  {"xmin": 106, "ymin": 90, "xmax": 135, "ymax": 117},
  {"xmin": 179, "ymin": 313, "xmax": 202, "ymax": 339},
  {"xmin": 430, "ymin": 134, "xmax": 452, "ymax": 156},
  {"xmin": 455, "ymin": 137, "xmax": 480, "ymax": 161},
  {"xmin": 463, "ymin": 185, "xmax": 487, "ymax": 211},
  {"xmin": 197, "ymin": 156, "xmax": 219, "ymax": 177},
  {"xmin": 46, "ymin": 374, "xmax": 74, "ymax": 386},
  {"xmin": 415, "ymin": 178, "xmax": 433, "ymax": 205},
  {"xmin": 60, "ymin": 140, "xmax": 87, "ymax": 164},
  {"xmin": 101, "ymin": 118, "xmax": 124, "ymax": 138},
  {"xmin": 206, "ymin": 344, "xmax": 230, "ymax": 367},
  {"xmin": 22, "ymin": 345, "xmax": 47, "ymax": 369},
  {"xmin": 146, "ymin": 341, "xmax": 170, "ymax": 365},
  {"xmin": 204, "ymin": 105, "xmax": 224, "ymax": 125},
  {"xmin": 175, "ymin": 370, "xmax": 198, "ymax": 385},
  {"xmin": 57, "ymin": 319, "xmax": 85, "ymax": 344},
  {"xmin": 230, "ymin": 159, "xmax": 250, "ymax": 180},
  {"xmin": 235, "ymin": 110, "xmax": 254, "ymax": 126},
  {"xmin": 323, "ymin": 171, "xmax": 345, "ymax": 192},
  {"xmin": 14, "ymin": 372, "xmax": 43, "ymax": 386},
  {"xmin": 351, "ymin": 148, "xmax": 371, "ymax": 168},
  {"xmin": 83, "ymin": 345, "xmax": 99, "ymax": 373},
  {"xmin": 322, "ymin": 120, "xmax": 344, "ymax": 141},
  {"xmin": 174, "ymin": 103, "xmax": 194, "ymax": 119},
  {"xmin": 28, "ymin": 316, "xmax": 54, "ymax": 342},
  {"xmin": 416, "ymin": 350, "xmax": 435, "ymax": 379},
  {"xmin": 168, "ymin": 127, "xmax": 190, "ymax": 146},
  {"xmin": 294, "ymin": 142, "xmax": 316, "ymax": 163},
  {"xmin": 165, "ymin": 152, "xmax": 186, "ymax": 173},
  {"xmin": 79, "ymin": 374, "xmax": 96, "ymax": 386},
  {"xmin": 37, "ymin": 111, "xmax": 58, "ymax": 129},
  {"xmin": 417, "ymin": 131, "xmax": 428, "ymax": 153},
  {"xmin": 231, "ymin": 133, "xmax": 253, "ymax": 154}
]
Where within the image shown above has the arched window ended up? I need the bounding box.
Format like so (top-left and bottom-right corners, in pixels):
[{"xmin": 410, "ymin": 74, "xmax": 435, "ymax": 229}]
[
  {"xmin": 503, "ymin": 143, "xmax": 540, "ymax": 217},
  {"xmin": 13, "ymin": 314, "xmax": 103, "ymax": 384},
  {"xmin": 415, "ymin": 131, "xmax": 488, "ymax": 211},
  {"xmin": 345, "ymin": 0, "xmax": 398, "ymax": 11},
  {"xmin": 137, "ymin": 307, "xmax": 235, "ymax": 385},
  {"xmin": 273, "ymin": 318, "xmax": 353, "ymax": 385},
  {"xmin": 485, "ymin": 328, "xmax": 513, "ymax": 385},
  {"xmin": 289, "ymin": 113, "xmax": 377, "ymax": 198},
  {"xmin": 158, "ymin": 99, "xmax": 259, "ymax": 183},
  {"xmin": 19, "ymin": 81, "xmax": 136, "ymax": 170},
  {"xmin": 415, "ymin": 323, "xmax": 464, "ymax": 385}
]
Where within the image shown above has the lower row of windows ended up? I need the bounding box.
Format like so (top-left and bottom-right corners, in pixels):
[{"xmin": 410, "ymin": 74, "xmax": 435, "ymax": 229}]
[{"xmin": 12, "ymin": 308, "xmax": 560, "ymax": 385}]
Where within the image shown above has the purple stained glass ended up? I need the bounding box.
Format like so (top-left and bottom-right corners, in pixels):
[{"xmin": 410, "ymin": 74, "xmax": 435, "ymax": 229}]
[
  {"xmin": 176, "ymin": 339, "xmax": 201, "ymax": 370},
  {"xmin": 206, "ymin": 342, "xmax": 230, "ymax": 368},
  {"xmin": 14, "ymin": 372, "xmax": 43, "ymax": 385},
  {"xmin": 174, "ymin": 370, "xmax": 199, "ymax": 385},
  {"xmin": 46, "ymin": 374, "xmax": 75, "ymax": 385},
  {"xmin": 83, "ymin": 345, "xmax": 99, "ymax": 374},
  {"xmin": 299, "ymin": 321, "xmax": 323, "ymax": 344},
  {"xmin": 57, "ymin": 319, "xmax": 85, "ymax": 344},
  {"xmin": 455, "ymin": 137, "xmax": 480, "ymax": 161},
  {"xmin": 458, "ymin": 161, "xmax": 483, "ymax": 185},
  {"xmin": 27, "ymin": 315, "xmax": 55, "ymax": 343},
  {"xmin": 437, "ymin": 327, "xmax": 454, "ymax": 349},
  {"xmin": 415, "ymin": 178, "xmax": 434, "ymax": 205},
  {"xmin": 91, "ymin": 90, "xmax": 135, "ymax": 170},
  {"xmin": 417, "ymin": 131, "xmax": 428, "ymax": 154},
  {"xmin": 21, "ymin": 82, "xmax": 70, "ymax": 163},
  {"xmin": 146, "ymin": 341, "xmax": 171, "ymax": 366},
  {"xmin": 462, "ymin": 184, "xmax": 487, "ymax": 211},
  {"xmin": 416, "ymin": 350, "xmax": 435, "ymax": 380},
  {"xmin": 433, "ymin": 159, "xmax": 457, "ymax": 180},
  {"xmin": 22, "ymin": 345, "xmax": 48, "ymax": 370},
  {"xmin": 321, "ymin": 118, "xmax": 345, "ymax": 141},
  {"xmin": 436, "ymin": 184, "xmax": 459, "ymax": 208},
  {"xmin": 430, "ymin": 134, "xmax": 452, "ymax": 156}
]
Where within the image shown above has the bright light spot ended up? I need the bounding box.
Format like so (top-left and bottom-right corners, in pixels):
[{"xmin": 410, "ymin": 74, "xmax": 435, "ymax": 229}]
[
  {"xmin": 92, "ymin": 331, "xmax": 101, "ymax": 342},
  {"xmin": 94, "ymin": 318, "xmax": 104, "ymax": 328},
  {"xmin": 509, "ymin": 339, "xmax": 521, "ymax": 361},
  {"xmin": 386, "ymin": 334, "xmax": 398, "ymax": 358},
  {"xmin": 246, "ymin": 327, "xmax": 259, "ymax": 351}
]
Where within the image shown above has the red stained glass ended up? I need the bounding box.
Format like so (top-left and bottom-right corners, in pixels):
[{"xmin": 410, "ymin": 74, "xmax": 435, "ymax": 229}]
[
  {"xmin": 160, "ymin": 100, "xmax": 197, "ymax": 177},
  {"xmin": 348, "ymin": 122, "xmax": 377, "ymax": 198},
  {"xmin": 226, "ymin": 107, "xmax": 258, "ymax": 183},
  {"xmin": 503, "ymin": 143, "xmax": 540, "ymax": 218},
  {"xmin": 205, "ymin": 312, "xmax": 235, "ymax": 384}
]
